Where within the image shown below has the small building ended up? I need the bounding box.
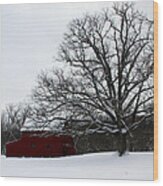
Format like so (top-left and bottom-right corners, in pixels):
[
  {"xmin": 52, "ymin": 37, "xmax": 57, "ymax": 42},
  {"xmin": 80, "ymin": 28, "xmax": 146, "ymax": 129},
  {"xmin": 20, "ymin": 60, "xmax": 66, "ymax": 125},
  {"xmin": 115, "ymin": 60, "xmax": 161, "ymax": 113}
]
[{"xmin": 6, "ymin": 121, "xmax": 76, "ymax": 157}]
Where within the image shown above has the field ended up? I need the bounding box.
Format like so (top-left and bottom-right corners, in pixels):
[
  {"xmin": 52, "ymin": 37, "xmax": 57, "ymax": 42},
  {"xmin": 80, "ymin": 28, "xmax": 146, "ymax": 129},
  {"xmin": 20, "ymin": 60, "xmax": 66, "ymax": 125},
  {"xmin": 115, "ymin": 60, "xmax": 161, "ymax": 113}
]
[{"xmin": 0, "ymin": 152, "xmax": 153, "ymax": 180}]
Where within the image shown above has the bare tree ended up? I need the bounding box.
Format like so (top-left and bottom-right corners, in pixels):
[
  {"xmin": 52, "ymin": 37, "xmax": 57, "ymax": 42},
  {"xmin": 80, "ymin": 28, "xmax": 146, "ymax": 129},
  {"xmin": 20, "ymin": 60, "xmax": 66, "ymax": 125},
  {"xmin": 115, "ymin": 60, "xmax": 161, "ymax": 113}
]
[
  {"xmin": 1, "ymin": 104, "xmax": 29, "ymax": 154},
  {"xmin": 30, "ymin": 3, "xmax": 154, "ymax": 156},
  {"xmin": 30, "ymin": 70, "xmax": 92, "ymax": 135}
]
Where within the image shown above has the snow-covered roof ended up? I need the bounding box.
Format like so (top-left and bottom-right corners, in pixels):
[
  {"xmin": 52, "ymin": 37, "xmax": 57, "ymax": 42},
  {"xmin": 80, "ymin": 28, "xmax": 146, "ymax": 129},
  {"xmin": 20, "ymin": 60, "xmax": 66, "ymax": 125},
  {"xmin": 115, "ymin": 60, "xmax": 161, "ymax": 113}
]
[
  {"xmin": 21, "ymin": 119, "xmax": 63, "ymax": 132},
  {"xmin": 21, "ymin": 127, "xmax": 51, "ymax": 132}
]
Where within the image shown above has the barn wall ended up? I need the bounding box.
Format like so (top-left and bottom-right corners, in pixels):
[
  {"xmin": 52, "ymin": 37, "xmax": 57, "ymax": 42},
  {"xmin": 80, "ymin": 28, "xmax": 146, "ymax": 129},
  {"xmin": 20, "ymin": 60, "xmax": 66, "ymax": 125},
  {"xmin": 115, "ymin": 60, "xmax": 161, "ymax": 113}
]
[{"xmin": 6, "ymin": 134, "xmax": 76, "ymax": 157}]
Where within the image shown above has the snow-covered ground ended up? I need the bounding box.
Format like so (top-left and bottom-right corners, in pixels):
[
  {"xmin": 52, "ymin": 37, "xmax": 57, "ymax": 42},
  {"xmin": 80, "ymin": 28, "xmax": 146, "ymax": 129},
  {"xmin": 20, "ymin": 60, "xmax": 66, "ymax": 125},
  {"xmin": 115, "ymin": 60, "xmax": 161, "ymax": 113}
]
[{"xmin": 0, "ymin": 152, "xmax": 153, "ymax": 180}]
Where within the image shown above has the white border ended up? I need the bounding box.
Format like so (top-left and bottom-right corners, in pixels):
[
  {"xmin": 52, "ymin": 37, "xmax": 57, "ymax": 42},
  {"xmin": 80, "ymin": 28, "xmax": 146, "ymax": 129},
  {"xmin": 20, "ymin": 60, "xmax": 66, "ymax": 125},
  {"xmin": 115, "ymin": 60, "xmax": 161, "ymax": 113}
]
[{"xmin": 0, "ymin": 0, "xmax": 153, "ymax": 5}]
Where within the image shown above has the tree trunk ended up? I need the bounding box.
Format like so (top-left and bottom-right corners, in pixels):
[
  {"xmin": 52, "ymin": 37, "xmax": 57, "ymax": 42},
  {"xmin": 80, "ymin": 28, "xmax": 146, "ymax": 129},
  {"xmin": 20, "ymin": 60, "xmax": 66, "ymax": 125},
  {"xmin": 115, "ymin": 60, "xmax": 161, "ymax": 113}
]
[{"xmin": 117, "ymin": 132, "xmax": 127, "ymax": 156}]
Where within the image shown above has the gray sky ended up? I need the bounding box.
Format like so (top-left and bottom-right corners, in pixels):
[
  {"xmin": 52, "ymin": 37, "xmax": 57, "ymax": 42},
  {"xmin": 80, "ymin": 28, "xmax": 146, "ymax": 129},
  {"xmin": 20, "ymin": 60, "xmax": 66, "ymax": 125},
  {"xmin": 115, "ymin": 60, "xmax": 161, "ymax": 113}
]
[{"xmin": 0, "ymin": 1, "xmax": 153, "ymax": 109}]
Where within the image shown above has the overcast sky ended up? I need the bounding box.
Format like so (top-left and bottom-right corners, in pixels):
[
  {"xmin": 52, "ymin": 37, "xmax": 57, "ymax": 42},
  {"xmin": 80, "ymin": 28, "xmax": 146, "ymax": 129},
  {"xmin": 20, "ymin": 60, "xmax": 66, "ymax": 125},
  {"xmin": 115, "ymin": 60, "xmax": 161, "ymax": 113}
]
[{"xmin": 0, "ymin": 1, "xmax": 153, "ymax": 109}]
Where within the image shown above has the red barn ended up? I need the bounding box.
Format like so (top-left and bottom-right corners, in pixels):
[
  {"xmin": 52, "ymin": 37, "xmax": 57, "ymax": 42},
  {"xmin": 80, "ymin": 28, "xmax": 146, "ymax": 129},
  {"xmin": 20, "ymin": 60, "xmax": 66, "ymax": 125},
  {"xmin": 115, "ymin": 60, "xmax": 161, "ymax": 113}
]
[{"xmin": 6, "ymin": 131, "xmax": 76, "ymax": 157}]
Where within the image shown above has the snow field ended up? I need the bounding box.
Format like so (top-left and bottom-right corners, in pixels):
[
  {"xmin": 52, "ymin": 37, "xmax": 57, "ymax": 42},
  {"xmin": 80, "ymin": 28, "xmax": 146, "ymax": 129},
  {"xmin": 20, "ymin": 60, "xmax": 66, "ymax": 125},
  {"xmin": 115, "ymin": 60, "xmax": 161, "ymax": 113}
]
[{"xmin": 0, "ymin": 152, "xmax": 153, "ymax": 180}]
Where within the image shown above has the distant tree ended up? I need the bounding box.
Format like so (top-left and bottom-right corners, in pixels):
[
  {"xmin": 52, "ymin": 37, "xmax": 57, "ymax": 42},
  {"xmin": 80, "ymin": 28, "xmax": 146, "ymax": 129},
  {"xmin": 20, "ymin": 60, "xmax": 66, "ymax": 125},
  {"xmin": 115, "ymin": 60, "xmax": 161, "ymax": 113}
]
[
  {"xmin": 1, "ymin": 104, "xmax": 29, "ymax": 154},
  {"xmin": 30, "ymin": 3, "xmax": 154, "ymax": 156}
]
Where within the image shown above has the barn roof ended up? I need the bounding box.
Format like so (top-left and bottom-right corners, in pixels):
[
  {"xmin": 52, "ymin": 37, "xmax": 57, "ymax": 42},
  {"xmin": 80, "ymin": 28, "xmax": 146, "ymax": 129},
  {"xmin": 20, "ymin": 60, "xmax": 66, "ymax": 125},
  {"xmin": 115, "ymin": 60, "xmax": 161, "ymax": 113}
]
[{"xmin": 21, "ymin": 119, "xmax": 63, "ymax": 132}]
